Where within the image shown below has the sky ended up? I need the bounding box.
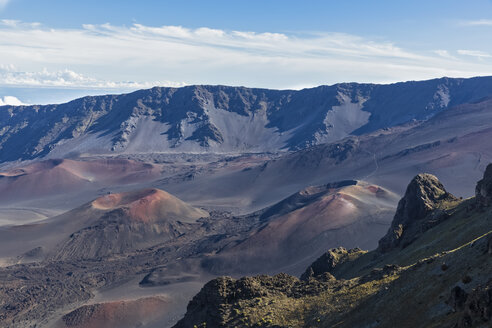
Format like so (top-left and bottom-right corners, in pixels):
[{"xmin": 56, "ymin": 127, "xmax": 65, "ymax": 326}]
[{"xmin": 1, "ymin": 0, "xmax": 492, "ymax": 104}]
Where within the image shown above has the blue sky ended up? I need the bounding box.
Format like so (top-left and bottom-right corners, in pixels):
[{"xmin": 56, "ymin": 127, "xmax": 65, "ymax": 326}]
[{"xmin": 1, "ymin": 0, "xmax": 492, "ymax": 104}]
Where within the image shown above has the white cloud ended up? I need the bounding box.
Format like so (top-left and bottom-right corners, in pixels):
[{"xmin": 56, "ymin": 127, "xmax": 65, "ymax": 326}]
[
  {"xmin": 0, "ymin": 96, "xmax": 26, "ymax": 106},
  {"xmin": 462, "ymin": 19, "xmax": 492, "ymax": 26},
  {"xmin": 0, "ymin": 21, "xmax": 491, "ymax": 90},
  {"xmin": 0, "ymin": 66, "xmax": 186, "ymax": 89},
  {"xmin": 457, "ymin": 49, "xmax": 492, "ymax": 58},
  {"xmin": 433, "ymin": 50, "xmax": 456, "ymax": 59}
]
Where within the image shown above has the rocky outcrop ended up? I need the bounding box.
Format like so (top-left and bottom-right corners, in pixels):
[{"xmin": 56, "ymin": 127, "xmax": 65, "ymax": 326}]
[
  {"xmin": 378, "ymin": 173, "xmax": 458, "ymax": 253},
  {"xmin": 476, "ymin": 164, "xmax": 492, "ymax": 208},
  {"xmin": 459, "ymin": 281, "xmax": 492, "ymax": 327},
  {"xmin": 300, "ymin": 247, "xmax": 365, "ymax": 281},
  {"xmin": 448, "ymin": 281, "xmax": 492, "ymax": 328},
  {"xmin": 173, "ymin": 274, "xmax": 299, "ymax": 328},
  {"xmin": 186, "ymin": 121, "xmax": 224, "ymax": 146},
  {"xmin": 448, "ymin": 286, "xmax": 468, "ymax": 312}
]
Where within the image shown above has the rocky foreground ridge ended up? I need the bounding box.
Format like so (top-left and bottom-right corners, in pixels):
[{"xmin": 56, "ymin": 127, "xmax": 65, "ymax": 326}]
[{"xmin": 174, "ymin": 167, "xmax": 492, "ymax": 328}]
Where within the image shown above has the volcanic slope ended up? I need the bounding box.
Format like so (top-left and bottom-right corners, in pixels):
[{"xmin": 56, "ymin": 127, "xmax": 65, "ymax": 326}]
[
  {"xmin": 201, "ymin": 180, "xmax": 399, "ymax": 275},
  {"xmin": 58, "ymin": 296, "xmax": 171, "ymax": 328},
  {"xmin": 54, "ymin": 188, "xmax": 209, "ymax": 260},
  {"xmin": 0, "ymin": 188, "xmax": 208, "ymax": 262},
  {"xmin": 2, "ymin": 77, "xmax": 492, "ymax": 163},
  {"xmin": 174, "ymin": 166, "xmax": 492, "ymax": 328},
  {"xmin": 0, "ymin": 158, "xmax": 161, "ymax": 207}
]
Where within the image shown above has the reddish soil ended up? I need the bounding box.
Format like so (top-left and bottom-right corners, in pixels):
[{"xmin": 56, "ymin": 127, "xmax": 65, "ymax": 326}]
[{"xmin": 61, "ymin": 296, "xmax": 170, "ymax": 328}]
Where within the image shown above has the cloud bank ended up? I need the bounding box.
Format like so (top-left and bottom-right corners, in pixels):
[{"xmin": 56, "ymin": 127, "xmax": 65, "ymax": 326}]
[
  {"xmin": 0, "ymin": 20, "xmax": 491, "ymax": 90},
  {"xmin": 462, "ymin": 19, "xmax": 492, "ymax": 26},
  {"xmin": 457, "ymin": 49, "xmax": 492, "ymax": 58},
  {"xmin": 0, "ymin": 65, "xmax": 186, "ymax": 89},
  {"xmin": 0, "ymin": 95, "xmax": 26, "ymax": 106}
]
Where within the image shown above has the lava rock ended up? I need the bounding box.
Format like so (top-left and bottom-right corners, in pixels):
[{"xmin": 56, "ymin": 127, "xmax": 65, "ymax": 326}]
[
  {"xmin": 300, "ymin": 247, "xmax": 365, "ymax": 281},
  {"xmin": 476, "ymin": 164, "xmax": 492, "ymax": 208}
]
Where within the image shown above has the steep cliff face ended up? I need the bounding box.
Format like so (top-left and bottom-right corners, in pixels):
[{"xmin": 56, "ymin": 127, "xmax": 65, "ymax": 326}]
[{"xmin": 2, "ymin": 76, "xmax": 492, "ymax": 163}]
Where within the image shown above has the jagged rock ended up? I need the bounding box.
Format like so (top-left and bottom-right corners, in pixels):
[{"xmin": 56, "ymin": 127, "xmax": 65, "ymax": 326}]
[
  {"xmin": 300, "ymin": 247, "xmax": 365, "ymax": 281},
  {"xmin": 447, "ymin": 286, "xmax": 468, "ymax": 311},
  {"xmin": 378, "ymin": 173, "xmax": 458, "ymax": 253},
  {"xmin": 173, "ymin": 274, "xmax": 299, "ymax": 328},
  {"xmin": 452, "ymin": 280, "xmax": 492, "ymax": 328},
  {"xmin": 186, "ymin": 121, "xmax": 224, "ymax": 146},
  {"xmin": 476, "ymin": 164, "xmax": 492, "ymax": 207}
]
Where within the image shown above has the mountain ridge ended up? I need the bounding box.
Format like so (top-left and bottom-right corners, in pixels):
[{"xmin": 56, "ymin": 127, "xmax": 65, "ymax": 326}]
[{"xmin": 3, "ymin": 76, "xmax": 492, "ymax": 163}]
